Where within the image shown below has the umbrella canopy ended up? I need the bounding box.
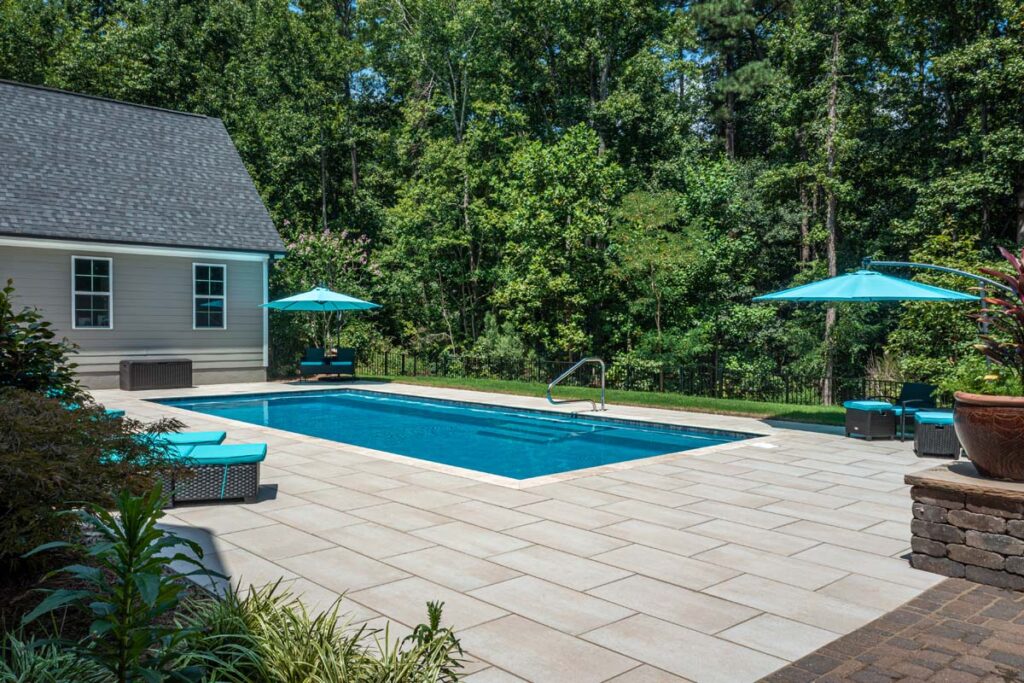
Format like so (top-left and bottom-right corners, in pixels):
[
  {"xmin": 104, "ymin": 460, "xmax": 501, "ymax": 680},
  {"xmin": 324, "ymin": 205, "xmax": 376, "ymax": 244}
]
[
  {"xmin": 753, "ymin": 270, "xmax": 979, "ymax": 302},
  {"xmin": 262, "ymin": 286, "xmax": 380, "ymax": 311}
]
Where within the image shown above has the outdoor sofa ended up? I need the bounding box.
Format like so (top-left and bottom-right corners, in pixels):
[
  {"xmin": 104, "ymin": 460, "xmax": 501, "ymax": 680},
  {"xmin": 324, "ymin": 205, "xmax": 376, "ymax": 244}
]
[{"xmin": 298, "ymin": 347, "xmax": 358, "ymax": 380}]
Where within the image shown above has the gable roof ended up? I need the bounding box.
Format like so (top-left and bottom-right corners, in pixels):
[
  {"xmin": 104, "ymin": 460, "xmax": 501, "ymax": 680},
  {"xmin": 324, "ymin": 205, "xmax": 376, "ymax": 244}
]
[{"xmin": 0, "ymin": 81, "xmax": 285, "ymax": 255}]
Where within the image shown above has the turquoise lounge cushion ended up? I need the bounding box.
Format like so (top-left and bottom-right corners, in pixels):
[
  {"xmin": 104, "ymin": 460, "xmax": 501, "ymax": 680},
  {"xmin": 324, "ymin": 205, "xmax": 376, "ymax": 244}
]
[
  {"xmin": 300, "ymin": 361, "xmax": 326, "ymax": 367},
  {"xmin": 843, "ymin": 400, "xmax": 893, "ymax": 412},
  {"xmin": 329, "ymin": 361, "xmax": 353, "ymax": 367},
  {"xmin": 155, "ymin": 431, "xmax": 227, "ymax": 446},
  {"xmin": 915, "ymin": 411, "xmax": 954, "ymax": 425},
  {"xmin": 187, "ymin": 443, "xmax": 267, "ymax": 466},
  {"xmin": 149, "ymin": 431, "xmax": 226, "ymax": 457}
]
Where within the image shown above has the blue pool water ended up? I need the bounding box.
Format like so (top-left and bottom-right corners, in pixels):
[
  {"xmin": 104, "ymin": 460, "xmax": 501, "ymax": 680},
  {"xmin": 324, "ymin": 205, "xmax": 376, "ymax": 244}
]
[{"xmin": 156, "ymin": 390, "xmax": 750, "ymax": 479}]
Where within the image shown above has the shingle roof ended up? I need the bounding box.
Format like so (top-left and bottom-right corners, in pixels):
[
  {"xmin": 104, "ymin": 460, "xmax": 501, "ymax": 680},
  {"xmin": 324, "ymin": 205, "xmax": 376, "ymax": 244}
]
[{"xmin": 0, "ymin": 81, "xmax": 285, "ymax": 254}]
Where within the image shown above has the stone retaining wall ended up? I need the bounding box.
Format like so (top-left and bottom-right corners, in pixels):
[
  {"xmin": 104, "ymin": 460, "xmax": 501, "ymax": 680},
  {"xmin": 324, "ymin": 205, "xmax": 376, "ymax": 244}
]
[{"xmin": 909, "ymin": 485, "xmax": 1024, "ymax": 590}]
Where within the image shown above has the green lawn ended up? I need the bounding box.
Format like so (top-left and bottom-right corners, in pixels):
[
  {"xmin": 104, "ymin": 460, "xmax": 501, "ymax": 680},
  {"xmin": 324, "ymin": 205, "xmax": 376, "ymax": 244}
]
[{"xmin": 360, "ymin": 374, "xmax": 846, "ymax": 426}]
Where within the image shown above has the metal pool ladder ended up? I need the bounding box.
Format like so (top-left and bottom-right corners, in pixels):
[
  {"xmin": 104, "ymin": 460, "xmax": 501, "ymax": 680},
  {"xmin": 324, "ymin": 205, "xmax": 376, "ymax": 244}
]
[{"xmin": 547, "ymin": 357, "xmax": 606, "ymax": 411}]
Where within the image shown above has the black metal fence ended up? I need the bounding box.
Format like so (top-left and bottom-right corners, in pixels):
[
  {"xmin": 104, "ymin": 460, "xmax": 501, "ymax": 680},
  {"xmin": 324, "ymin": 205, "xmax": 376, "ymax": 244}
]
[{"xmin": 358, "ymin": 350, "xmax": 919, "ymax": 407}]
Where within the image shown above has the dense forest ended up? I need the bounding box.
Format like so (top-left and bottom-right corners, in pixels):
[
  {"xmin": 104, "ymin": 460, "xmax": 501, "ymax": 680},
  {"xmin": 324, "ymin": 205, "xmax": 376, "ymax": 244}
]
[{"xmin": 2, "ymin": 0, "xmax": 1023, "ymax": 392}]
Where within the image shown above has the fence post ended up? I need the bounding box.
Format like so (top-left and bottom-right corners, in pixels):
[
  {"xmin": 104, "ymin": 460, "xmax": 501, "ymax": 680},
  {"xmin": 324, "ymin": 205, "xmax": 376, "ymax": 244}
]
[
  {"xmin": 384, "ymin": 351, "xmax": 389, "ymax": 376},
  {"xmin": 414, "ymin": 355, "xmax": 418, "ymax": 376}
]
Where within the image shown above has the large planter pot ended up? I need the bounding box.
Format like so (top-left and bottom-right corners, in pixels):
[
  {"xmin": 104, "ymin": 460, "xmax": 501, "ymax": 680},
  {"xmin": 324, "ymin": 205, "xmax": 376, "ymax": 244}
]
[{"xmin": 954, "ymin": 391, "xmax": 1024, "ymax": 481}]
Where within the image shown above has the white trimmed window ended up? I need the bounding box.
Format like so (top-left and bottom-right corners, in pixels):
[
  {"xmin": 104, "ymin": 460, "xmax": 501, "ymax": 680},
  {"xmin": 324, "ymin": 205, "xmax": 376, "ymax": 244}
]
[
  {"xmin": 193, "ymin": 263, "xmax": 226, "ymax": 329},
  {"xmin": 72, "ymin": 256, "xmax": 112, "ymax": 329}
]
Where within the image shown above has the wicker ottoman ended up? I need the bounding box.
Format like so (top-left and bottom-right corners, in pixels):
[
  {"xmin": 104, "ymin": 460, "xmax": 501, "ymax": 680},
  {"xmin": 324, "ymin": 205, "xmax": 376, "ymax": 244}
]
[
  {"xmin": 843, "ymin": 400, "xmax": 897, "ymax": 440},
  {"xmin": 913, "ymin": 411, "xmax": 960, "ymax": 458}
]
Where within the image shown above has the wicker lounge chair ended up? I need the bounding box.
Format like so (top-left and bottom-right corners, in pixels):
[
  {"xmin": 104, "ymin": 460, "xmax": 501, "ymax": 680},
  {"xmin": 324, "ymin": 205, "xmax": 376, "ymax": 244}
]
[
  {"xmin": 843, "ymin": 400, "xmax": 897, "ymax": 440},
  {"xmin": 159, "ymin": 442, "xmax": 267, "ymax": 506},
  {"xmin": 913, "ymin": 411, "xmax": 960, "ymax": 458},
  {"xmin": 298, "ymin": 347, "xmax": 329, "ymax": 380},
  {"xmin": 328, "ymin": 348, "xmax": 357, "ymax": 377}
]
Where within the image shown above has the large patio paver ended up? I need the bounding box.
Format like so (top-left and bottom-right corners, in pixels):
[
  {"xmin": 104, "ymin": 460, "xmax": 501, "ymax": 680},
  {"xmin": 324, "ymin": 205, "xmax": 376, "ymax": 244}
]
[
  {"xmin": 470, "ymin": 575, "xmax": 635, "ymax": 634},
  {"xmin": 584, "ymin": 614, "xmax": 786, "ymax": 683},
  {"xmin": 349, "ymin": 576, "xmax": 507, "ymax": 629},
  {"xmin": 703, "ymin": 574, "xmax": 885, "ymax": 633},
  {"xmin": 490, "ymin": 544, "xmax": 632, "ymax": 591},
  {"xmin": 461, "ymin": 615, "xmax": 639, "ymax": 683},
  {"xmin": 277, "ymin": 546, "xmax": 409, "ymax": 593},
  {"xmin": 385, "ymin": 545, "xmax": 521, "ymax": 592},
  {"xmin": 592, "ymin": 543, "xmax": 741, "ymax": 591},
  {"xmin": 589, "ymin": 575, "xmax": 758, "ymax": 634},
  {"xmin": 504, "ymin": 520, "xmax": 631, "ymax": 557}
]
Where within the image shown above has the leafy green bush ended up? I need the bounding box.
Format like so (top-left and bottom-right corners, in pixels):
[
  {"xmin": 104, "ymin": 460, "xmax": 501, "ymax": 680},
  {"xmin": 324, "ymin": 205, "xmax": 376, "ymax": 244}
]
[
  {"xmin": 0, "ymin": 388, "xmax": 183, "ymax": 573},
  {"xmin": 178, "ymin": 584, "xmax": 463, "ymax": 682},
  {"xmin": 0, "ymin": 632, "xmax": 112, "ymax": 683},
  {"xmin": 0, "ymin": 279, "xmax": 82, "ymax": 400},
  {"xmin": 22, "ymin": 485, "xmax": 213, "ymax": 682}
]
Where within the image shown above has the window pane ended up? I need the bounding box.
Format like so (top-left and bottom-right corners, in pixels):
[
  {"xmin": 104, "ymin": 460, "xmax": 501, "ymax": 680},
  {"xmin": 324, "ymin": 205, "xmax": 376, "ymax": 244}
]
[
  {"xmin": 74, "ymin": 260, "xmax": 110, "ymax": 293},
  {"xmin": 208, "ymin": 275, "xmax": 224, "ymax": 296},
  {"xmin": 195, "ymin": 279, "xmax": 210, "ymax": 296},
  {"xmin": 195, "ymin": 297, "xmax": 223, "ymax": 328},
  {"xmin": 75, "ymin": 294, "xmax": 110, "ymax": 328}
]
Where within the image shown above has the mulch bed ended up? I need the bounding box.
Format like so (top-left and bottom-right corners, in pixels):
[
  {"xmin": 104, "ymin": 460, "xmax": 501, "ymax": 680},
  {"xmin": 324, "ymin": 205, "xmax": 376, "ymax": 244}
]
[{"xmin": 761, "ymin": 578, "xmax": 1024, "ymax": 683}]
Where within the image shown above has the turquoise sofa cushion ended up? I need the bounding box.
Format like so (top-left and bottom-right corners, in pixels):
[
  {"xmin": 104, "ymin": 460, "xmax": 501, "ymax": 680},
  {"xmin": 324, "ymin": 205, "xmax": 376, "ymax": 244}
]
[
  {"xmin": 843, "ymin": 400, "xmax": 893, "ymax": 412},
  {"xmin": 915, "ymin": 411, "xmax": 954, "ymax": 425}
]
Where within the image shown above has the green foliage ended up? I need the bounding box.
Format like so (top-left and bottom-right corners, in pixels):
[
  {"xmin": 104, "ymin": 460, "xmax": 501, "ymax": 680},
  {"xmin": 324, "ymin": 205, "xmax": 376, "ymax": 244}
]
[
  {"xmin": 0, "ymin": 389, "xmax": 183, "ymax": 573},
  {"xmin": 0, "ymin": 280, "xmax": 81, "ymax": 400},
  {"xmin": 21, "ymin": 488, "xmax": 206, "ymax": 680},
  {"xmin": 22, "ymin": 485, "xmax": 212, "ymax": 682},
  {"xmin": 0, "ymin": 632, "xmax": 112, "ymax": 683},
  {"xmin": 177, "ymin": 582, "xmax": 463, "ymax": 682},
  {"xmin": 2, "ymin": 0, "xmax": 1023, "ymax": 391},
  {"xmin": 975, "ymin": 247, "xmax": 1024, "ymax": 390}
]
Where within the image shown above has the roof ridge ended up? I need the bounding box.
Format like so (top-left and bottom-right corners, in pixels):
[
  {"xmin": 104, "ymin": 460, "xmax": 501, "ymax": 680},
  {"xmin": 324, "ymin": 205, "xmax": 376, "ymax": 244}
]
[{"xmin": 0, "ymin": 79, "xmax": 208, "ymax": 119}]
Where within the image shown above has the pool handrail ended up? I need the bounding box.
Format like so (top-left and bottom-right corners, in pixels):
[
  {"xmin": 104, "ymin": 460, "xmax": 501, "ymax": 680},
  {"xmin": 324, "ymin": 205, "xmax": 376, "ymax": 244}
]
[{"xmin": 547, "ymin": 357, "xmax": 606, "ymax": 411}]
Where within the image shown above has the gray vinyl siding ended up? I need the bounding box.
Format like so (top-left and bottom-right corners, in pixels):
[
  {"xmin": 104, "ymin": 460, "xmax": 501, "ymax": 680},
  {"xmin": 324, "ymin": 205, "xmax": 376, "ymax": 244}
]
[{"xmin": 0, "ymin": 244, "xmax": 266, "ymax": 388}]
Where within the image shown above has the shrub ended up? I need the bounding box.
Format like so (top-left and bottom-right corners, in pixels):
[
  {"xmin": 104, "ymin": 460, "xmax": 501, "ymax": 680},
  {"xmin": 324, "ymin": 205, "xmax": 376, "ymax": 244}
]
[
  {"xmin": 0, "ymin": 388, "xmax": 183, "ymax": 573},
  {"xmin": 0, "ymin": 279, "xmax": 81, "ymax": 400},
  {"xmin": 178, "ymin": 584, "xmax": 463, "ymax": 682},
  {"xmin": 0, "ymin": 632, "xmax": 112, "ymax": 683},
  {"xmin": 22, "ymin": 485, "xmax": 214, "ymax": 683}
]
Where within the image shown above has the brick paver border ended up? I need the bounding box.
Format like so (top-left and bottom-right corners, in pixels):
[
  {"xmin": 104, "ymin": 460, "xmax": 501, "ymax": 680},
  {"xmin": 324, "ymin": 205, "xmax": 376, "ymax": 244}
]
[{"xmin": 761, "ymin": 578, "xmax": 1024, "ymax": 682}]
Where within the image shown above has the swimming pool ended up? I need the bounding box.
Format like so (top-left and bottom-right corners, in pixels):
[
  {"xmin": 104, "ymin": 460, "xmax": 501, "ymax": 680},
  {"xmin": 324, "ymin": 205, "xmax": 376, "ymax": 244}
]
[{"xmin": 156, "ymin": 390, "xmax": 751, "ymax": 479}]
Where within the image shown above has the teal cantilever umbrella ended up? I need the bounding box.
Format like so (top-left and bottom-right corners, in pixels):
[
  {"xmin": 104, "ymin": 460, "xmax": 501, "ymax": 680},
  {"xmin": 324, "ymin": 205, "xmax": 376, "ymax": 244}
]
[
  {"xmin": 261, "ymin": 286, "xmax": 381, "ymax": 311},
  {"xmin": 262, "ymin": 286, "xmax": 380, "ymax": 350},
  {"xmin": 753, "ymin": 270, "xmax": 979, "ymax": 302}
]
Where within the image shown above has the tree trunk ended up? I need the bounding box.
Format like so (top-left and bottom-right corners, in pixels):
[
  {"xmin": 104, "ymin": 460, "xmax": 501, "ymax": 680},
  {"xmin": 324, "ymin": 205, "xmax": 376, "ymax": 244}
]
[
  {"xmin": 320, "ymin": 130, "xmax": 329, "ymax": 232},
  {"xmin": 821, "ymin": 20, "xmax": 841, "ymax": 405},
  {"xmin": 725, "ymin": 90, "xmax": 736, "ymax": 160}
]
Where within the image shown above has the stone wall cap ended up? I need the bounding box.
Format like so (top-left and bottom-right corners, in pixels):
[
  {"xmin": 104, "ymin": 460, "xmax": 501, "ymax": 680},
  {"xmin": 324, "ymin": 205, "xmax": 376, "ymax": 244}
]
[{"xmin": 906, "ymin": 463, "xmax": 1024, "ymax": 502}]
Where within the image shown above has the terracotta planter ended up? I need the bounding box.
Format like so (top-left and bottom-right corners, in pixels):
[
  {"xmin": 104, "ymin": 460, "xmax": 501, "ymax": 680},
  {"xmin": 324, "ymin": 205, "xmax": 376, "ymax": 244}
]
[{"xmin": 954, "ymin": 392, "xmax": 1024, "ymax": 481}]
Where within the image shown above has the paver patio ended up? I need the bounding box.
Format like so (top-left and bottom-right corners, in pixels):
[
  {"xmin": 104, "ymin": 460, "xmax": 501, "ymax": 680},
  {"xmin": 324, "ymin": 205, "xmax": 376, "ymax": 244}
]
[{"xmin": 95, "ymin": 380, "xmax": 954, "ymax": 682}]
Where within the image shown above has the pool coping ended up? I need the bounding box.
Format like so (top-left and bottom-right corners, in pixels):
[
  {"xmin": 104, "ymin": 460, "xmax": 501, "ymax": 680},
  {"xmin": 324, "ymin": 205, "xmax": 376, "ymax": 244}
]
[{"xmin": 146, "ymin": 383, "xmax": 778, "ymax": 489}]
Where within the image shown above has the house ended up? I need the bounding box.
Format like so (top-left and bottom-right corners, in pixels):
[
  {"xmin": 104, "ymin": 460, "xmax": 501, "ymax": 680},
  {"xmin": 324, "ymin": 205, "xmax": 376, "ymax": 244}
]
[{"xmin": 0, "ymin": 80, "xmax": 286, "ymax": 388}]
